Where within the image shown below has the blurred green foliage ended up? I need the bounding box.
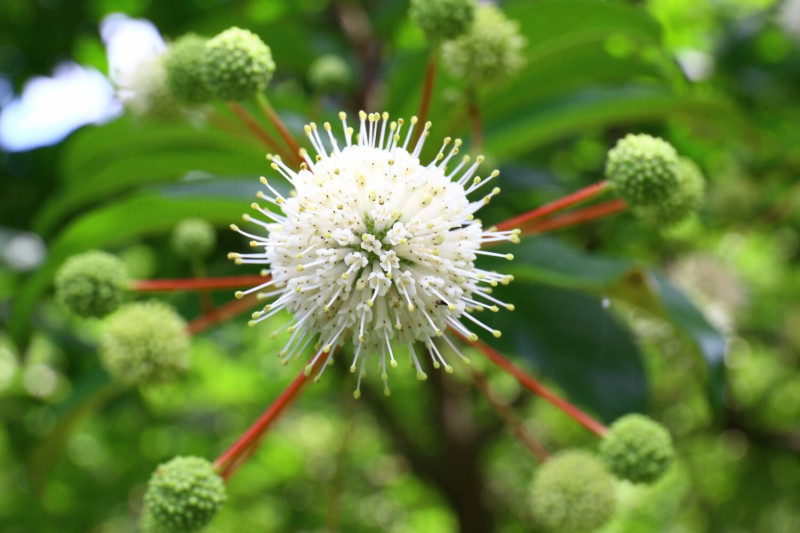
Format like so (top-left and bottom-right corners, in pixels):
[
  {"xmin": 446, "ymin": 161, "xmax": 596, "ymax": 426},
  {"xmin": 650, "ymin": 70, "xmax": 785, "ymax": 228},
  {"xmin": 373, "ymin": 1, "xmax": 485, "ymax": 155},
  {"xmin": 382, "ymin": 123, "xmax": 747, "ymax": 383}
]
[{"xmin": 1, "ymin": 0, "xmax": 799, "ymax": 532}]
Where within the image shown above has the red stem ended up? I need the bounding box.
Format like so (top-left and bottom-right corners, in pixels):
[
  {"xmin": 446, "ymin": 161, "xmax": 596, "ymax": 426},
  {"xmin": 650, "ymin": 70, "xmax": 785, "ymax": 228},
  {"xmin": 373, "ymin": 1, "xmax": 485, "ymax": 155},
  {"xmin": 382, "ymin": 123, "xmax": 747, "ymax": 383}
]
[
  {"xmin": 467, "ymin": 91, "xmax": 483, "ymax": 153},
  {"xmin": 226, "ymin": 102, "xmax": 295, "ymax": 163},
  {"xmin": 411, "ymin": 54, "xmax": 437, "ymax": 147},
  {"xmin": 213, "ymin": 350, "xmax": 330, "ymax": 480},
  {"xmin": 454, "ymin": 331, "xmax": 607, "ymax": 437},
  {"xmin": 187, "ymin": 293, "xmax": 261, "ymax": 336},
  {"xmin": 521, "ymin": 198, "xmax": 627, "ymax": 235},
  {"xmin": 132, "ymin": 275, "xmax": 269, "ymax": 292},
  {"xmin": 214, "ymin": 366, "xmax": 308, "ymax": 477},
  {"xmin": 494, "ymin": 181, "xmax": 611, "ymax": 233},
  {"xmin": 255, "ymin": 94, "xmax": 303, "ymax": 164}
]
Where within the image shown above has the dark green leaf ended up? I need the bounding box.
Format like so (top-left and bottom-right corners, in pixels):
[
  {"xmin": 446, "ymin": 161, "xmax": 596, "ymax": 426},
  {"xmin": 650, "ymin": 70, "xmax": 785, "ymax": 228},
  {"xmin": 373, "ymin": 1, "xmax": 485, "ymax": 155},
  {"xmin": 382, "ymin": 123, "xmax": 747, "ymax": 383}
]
[
  {"xmin": 649, "ymin": 273, "xmax": 727, "ymax": 414},
  {"xmin": 487, "ymin": 282, "xmax": 649, "ymax": 421}
]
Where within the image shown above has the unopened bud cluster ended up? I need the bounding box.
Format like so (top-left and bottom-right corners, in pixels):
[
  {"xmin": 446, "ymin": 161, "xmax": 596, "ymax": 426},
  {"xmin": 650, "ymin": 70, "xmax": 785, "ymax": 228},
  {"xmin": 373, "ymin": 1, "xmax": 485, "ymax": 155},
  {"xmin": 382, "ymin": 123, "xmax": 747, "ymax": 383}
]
[
  {"xmin": 171, "ymin": 218, "xmax": 217, "ymax": 260},
  {"xmin": 55, "ymin": 250, "xmax": 129, "ymax": 318},
  {"xmin": 441, "ymin": 4, "xmax": 526, "ymax": 87},
  {"xmin": 160, "ymin": 26, "xmax": 274, "ymax": 106},
  {"xmin": 530, "ymin": 416, "xmax": 675, "ymax": 530},
  {"xmin": 100, "ymin": 300, "xmax": 190, "ymax": 386},
  {"xmin": 164, "ymin": 34, "xmax": 212, "ymax": 105},
  {"xmin": 201, "ymin": 27, "xmax": 275, "ymax": 102},
  {"xmin": 599, "ymin": 413, "xmax": 675, "ymax": 484},
  {"xmin": 144, "ymin": 456, "xmax": 226, "ymax": 532},
  {"xmin": 606, "ymin": 134, "xmax": 706, "ymax": 226},
  {"xmin": 530, "ymin": 450, "xmax": 617, "ymax": 533},
  {"xmin": 307, "ymin": 55, "xmax": 353, "ymax": 93},
  {"xmin": 409, "ymin": 0, "xmax": 477, "ymax": 41}
]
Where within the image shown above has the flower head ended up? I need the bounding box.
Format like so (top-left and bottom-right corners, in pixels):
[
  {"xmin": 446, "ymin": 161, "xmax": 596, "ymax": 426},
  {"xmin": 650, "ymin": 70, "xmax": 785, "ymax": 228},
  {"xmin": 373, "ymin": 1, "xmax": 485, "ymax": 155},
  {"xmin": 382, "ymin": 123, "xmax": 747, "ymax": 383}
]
[
  {"xmin": 231, "ymin": 112, "xmax": 517, "ymax": 395},
  {"xmin": 308, "ymin": 54, "xmax": 353, "ymax": 93},
  {"xmin": 634, "ymin": 156, "xmax": 706, "ymax": 226},
  {"xmin": 171, "ymin": 218, "xmax": 217, "ymax": 260},
  {"xmin": 164, "ymin": 33, "xmax": 212, "ymax": 106},
  {"xmin": 99, "ymin": 301, "xmax": 190, "ymax": 386},
  {"xmin": 202, "ymin": 27, "xmax": 275, "ymax": 102},
  {"xmin": 144, "ymin": 456, "xmax": 226, "ymax": 532},
  {"xmin": 102, "ymin": 15, "xmax": 177, "ymax": 118},
  {"xmin": 530, "ymin": 450, "xmax": 617, "ymax": 533},
  {"xmin": 55, "ymin": 250, "xmax": 130, "ymax": 318},
  {"xmin": 410, "ymin": 0, "xmax": 477, "ymax": 42},
  {"xmin": 441, "ymin": 4, "xmax": 526, "ymax": 87},
  {"xmin": 599, "ymin": 413, "xmax": 675, "ymax": 484},
  {"xmin": 605, "ymin": 133, "xmax": 680, "ymax": 206}
]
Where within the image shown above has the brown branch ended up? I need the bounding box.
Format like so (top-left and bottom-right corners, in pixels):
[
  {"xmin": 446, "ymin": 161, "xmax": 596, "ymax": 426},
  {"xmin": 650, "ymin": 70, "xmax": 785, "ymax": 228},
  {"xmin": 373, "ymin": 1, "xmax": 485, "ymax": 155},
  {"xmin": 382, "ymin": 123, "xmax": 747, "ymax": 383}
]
[{"xmin": 468, "ymin": 369, "xmax": 549, "ymax": 462}]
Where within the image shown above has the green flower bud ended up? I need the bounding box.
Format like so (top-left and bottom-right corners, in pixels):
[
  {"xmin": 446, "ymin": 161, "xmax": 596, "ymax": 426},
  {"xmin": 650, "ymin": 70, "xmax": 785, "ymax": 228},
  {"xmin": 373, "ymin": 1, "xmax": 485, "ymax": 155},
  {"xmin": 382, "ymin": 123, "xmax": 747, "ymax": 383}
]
[
  {"xmin": 140, "ymin": 509, "xmax": 168, "ymax": 533},
  {"xmin": 55, "ymin": 250, "xmax": 129, "ymax": 318},
  {"xmin": 307, "ymin": 54, "xmax": 353, "ymax": 93},
  {"xmin": 165, "ymin": 34, "xmax": 212, "ymax": 106},
  {"xmin": 605, "ymin": 133, "xmax": 680, "ymax": 206},
  {"xmin": 599, "ymin": 414, "xmax": 675, "ymax": 484},
  {"xmin": 531, "ymin": 450, "xmax": 616, "ymax": 533},
  {"xmin": 202, "ymin": 27, "xmax": 275, "ymax": 102},
  {"xmin": 440, "ymin": 4, "xmax": 525, "ymax": 87},
  {"xmin": 144, "ymin": 456, "xmax": 226, "ymax": 533},
  {"xmin": 409, "ymin": 0, "xmax": 476, "ymax": 42},
  {"xmin": 171, "ymin": 218, "xmax": 217, "ymax": 260},
  {"xmin": 99, "ymin": 301, "xmax": 189, "ymax": 386},
  {"xmin": 634, "ymin": 157, "xmax": 706, "ymax": 226}
]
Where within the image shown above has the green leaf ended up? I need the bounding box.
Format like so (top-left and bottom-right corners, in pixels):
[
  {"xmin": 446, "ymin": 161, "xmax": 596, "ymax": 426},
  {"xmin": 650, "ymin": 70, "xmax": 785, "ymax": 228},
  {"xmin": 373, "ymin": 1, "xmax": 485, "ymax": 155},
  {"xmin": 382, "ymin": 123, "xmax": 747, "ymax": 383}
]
[
  {"xmin": 486, "ymin": 281, "xmax": 649, "ymax": 421},
  {"xmin": 649, "ymin": 273, "xmax": 727, "ymax": 413},
  {"xmin": 504, "ymin": 0, "xmax": 663, "ymax": 45},
  {"xmin": 483, "ymin": 85, "xmax": 730, "ymax": 157},
  {"xmin": 35, "ymin": 118, "xmax": 266, "ymax": 236},
  {"xmin": 485, "ymin": 237, "xmax": 727, "ymax": 415},
  {"xmin": 486, "ymin": 236, "xmax": 640, "ymax": 290}
]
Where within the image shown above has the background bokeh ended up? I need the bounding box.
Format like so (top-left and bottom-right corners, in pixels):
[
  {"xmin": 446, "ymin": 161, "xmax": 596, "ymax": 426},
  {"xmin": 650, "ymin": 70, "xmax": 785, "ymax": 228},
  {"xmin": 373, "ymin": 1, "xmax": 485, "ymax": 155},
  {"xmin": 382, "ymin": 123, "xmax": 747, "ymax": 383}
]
[{"xmin": 1, "ymin": 0, "xmax": 800, "ymax": 531}]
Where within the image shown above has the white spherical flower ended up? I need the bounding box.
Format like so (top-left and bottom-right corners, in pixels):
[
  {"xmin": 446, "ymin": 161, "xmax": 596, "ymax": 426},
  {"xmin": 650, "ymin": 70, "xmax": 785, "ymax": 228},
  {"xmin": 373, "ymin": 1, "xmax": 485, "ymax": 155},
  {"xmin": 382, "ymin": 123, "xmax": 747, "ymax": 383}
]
[{"xmin": 230, "ymin": 111, "xmax": 518, "ymax": 396}]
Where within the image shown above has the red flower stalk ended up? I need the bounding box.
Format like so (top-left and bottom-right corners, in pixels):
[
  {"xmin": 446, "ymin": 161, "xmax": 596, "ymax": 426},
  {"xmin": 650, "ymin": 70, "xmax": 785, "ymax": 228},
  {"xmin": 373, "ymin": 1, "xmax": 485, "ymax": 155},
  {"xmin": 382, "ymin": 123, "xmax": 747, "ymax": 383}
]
[
  {"xmin": 132, "ymin": 274, "xmax": 270, "ymax": 293},
  {"xmin": 495, "ymin": 181, "xmax": 611, "ymax": 233},
  {"xmin": 455, "ymin": 331, "xmax": 608, "ymax": 437}
]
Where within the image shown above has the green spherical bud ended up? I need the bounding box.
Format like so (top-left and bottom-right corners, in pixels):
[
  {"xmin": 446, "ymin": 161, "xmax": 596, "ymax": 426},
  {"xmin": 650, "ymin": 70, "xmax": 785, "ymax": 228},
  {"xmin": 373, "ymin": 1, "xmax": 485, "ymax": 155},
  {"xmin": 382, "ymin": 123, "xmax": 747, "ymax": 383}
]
[
  {"xmin": 140, "ymin": 509, "xmax": 169, "ymax": 533},
  {"xmin": 99, "ymin": 301, "xmax": 189, "ymax": 386},
  {"xmin": 144, "ymin": 456, "xmax": 226, "ymax": 533},
  {"xmin": 531, "ymin": 450, "xmax": 616, "ymax": 533},
  {"xmin": 117, "ymin": 52, "xmax": 184, "ymax": 120},
  {"xmin": 605, "ymin": 133, "xmax": 680, "ymax": 207},
  {"xmin": 307, "ymin": 55, "xmax": 353, "ymax": 93},
  {"xmin": 171, "ymin": 218, "xmax": 216, "ymax": 260},
  {"xmin": 599, "ymin": 414, "xmax": 675, "ymax": 484},
  {"xmin": 165, "ymin": 34, "xmax": 212, "ymax": 105},
  {"xmin": 55, "ymin": 251, "xmax": 129, "ymax": 318},
  {"xmin": 634, "ymin": 157, "xmax": 706, "ymax": 226},
  {"xmin": 202, "ymin": 27, "xmax": 275, "ymax": 102},
  {"xmin": 440, "ymin": 4, "xmax": 525, "ymax": 87},
  {"xmin": 410, "ymin": 0, "xmax": 476, "ymax": 41}
]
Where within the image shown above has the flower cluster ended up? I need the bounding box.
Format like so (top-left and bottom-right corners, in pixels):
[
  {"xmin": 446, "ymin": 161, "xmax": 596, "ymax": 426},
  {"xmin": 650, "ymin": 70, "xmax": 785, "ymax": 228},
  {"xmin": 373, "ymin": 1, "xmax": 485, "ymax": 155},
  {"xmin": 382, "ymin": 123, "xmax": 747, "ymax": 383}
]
[
  {"xmin": 605, "ymin": 133, "xmax": 706, "ymax": 226},
  {"xmin": 230, "ymin": 111, "xmax": 518, "ymax": 395}
]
